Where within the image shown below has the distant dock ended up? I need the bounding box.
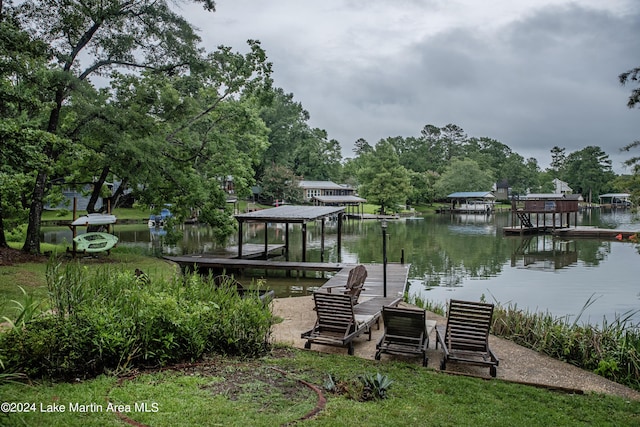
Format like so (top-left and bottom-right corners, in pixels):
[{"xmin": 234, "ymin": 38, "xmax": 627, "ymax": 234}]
[{"xmin": 503, "ymin": 226, "xmax": 637, "ymax": 239}]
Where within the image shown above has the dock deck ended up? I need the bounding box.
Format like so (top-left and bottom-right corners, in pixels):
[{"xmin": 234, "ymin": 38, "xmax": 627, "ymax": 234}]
[{"xmin": 163, "ymin": 255, "xmax": 410, "ymax": 302}]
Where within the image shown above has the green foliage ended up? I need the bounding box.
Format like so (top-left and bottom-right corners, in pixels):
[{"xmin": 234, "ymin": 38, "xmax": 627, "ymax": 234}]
[
  {"xmin": 359, "ymin": 372, "xmax": 394, "ymax": 400},
  {"xmin": 491, "ymin": 298, "xmax": 640, "ymax": 390},
  {"xmin": 259, "ymin": 163, "xmax": 304, "ymax": 204},
  {"xmin": 0, "ymin": 261, "xmax": 273, "ymax": 380},
  {"xmin": 358, "ymin": 140, "xmax": 411, "ymax": 214},
  {"xmin": 323, "ymin": 372, "xmax": 394, "ymax": 401},
  {"xmin": 1, "ymin": 286, "xmax": 43, "ymax": 329},
  {"xmin": 433, "ymin": 158, "xmax": 495, "ymax": 198},
  {"xmin": 559, "ymin": 146, "xmax": 615, "ymax": 202}
]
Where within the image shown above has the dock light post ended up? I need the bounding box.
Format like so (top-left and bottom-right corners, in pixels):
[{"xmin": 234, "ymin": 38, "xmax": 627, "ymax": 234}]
[{"xmin": 381, "ymin": 219, "xmax": 388, "ymax": 298}]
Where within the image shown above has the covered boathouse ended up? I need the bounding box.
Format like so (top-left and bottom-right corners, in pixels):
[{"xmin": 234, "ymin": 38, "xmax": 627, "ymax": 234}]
[
  {"xmin": 234, "ymin": 205, "xmax": 345, "ymax": 262},
  {"xmin": 505, "ymin": 193, "xmax": 581, "ymax": 235},
  {"xmin": 441, "ymin": 191, "xmax": 496, "ymax": 213}
]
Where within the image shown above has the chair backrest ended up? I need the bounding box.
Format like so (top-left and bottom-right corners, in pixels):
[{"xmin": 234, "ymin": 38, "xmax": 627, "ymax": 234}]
[
  {"xmin": 313, "ymin": 292, "xmax": 356, "ymax": 336},
  {"xmin": 344, "ymin": 265, "xmax": 367, "ymax": 303},
  {"xmin": 382, "ymin": 306, "xmax": 426, "ymax": 339},
  {"xmin": 445, "ymin": 299, "xmax": 494, "ymax": 353}
]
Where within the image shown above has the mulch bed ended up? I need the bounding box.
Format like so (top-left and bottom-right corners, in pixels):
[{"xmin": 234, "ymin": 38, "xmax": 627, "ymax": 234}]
[{"xmin": 0, "ymin": 247, "xmax": 46, "ymax": 266}]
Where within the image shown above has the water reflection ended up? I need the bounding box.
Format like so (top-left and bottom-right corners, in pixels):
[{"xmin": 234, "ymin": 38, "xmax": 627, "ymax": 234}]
[{"xmin": 509, "ymin": 235, "xmax": 578, "ymax": 271}]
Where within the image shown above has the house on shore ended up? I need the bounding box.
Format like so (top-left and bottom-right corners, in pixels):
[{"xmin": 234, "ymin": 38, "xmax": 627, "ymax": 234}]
[{"xmin": 298, "ymin": 181, "xmax": 357, "ymax": 202}]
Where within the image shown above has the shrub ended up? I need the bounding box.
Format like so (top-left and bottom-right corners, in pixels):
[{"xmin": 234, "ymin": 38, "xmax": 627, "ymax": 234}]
[{"xmin": 0, "ymin": 261, "xmax": 273, "ymax": 380}]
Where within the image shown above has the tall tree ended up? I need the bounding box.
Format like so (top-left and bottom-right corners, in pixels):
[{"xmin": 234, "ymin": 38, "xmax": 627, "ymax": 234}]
[
  {"xmin": 258, "ymin": 87, "xmax": 310, "ymax": 174},
  {"xmin": 560, "ymin": 146, "xmax": 615, "ymax": 202},
  {"xmin": 0, "ymin": 10, "xmax": 60, "ymax": 247},
  {"xmin": 13, "ymin": 0, "xmax": 216, "ymax": 253},
  {"xmin": 549, "ymin": 146, "xmax": 566, "ymax": 173},
  {"xmin": 433, "ymin": 158, "xmax": 494, "ymax": 199},
  {"xmin": 358, "ymin": 140, "xmax": 411, "ymax": 214}
]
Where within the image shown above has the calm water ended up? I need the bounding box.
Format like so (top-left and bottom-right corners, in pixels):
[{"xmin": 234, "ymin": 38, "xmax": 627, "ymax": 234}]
[{"xmin": 42, "ymin": 209, "xmax": 640, "ymax": 324}]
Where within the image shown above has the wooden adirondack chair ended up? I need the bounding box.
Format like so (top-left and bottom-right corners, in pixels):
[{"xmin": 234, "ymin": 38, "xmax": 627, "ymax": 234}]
[
  {"xmin": 301, "ymin": 291, "xmax": 378, "ymax": 355},
  {"xmin": 326, "ymin": 264, "xmax": 368, "ymax": 304},
  {"xmin": 375, "ymin": 306, "xmax": 435, "ymax": 366},
  {"xmin": 435, "ymin": 299, "xmax": 499, "ymax": 377}
]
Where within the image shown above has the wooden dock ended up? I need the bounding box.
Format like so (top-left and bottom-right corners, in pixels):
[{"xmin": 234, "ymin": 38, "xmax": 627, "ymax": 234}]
[
  {"xmin": 553, "ymin": 227, "xmax": 637, "ymax": 239},
  {"xmin": 504, "ymin": 226, "xmax": 638, "ymax": 239},
  {"xmin": 164, "ymin": 255, "xmax": 410, "ymax": 301},
  {"xmin": 164, "ymin": 255, "xmax": 349, "ymax": 273}
]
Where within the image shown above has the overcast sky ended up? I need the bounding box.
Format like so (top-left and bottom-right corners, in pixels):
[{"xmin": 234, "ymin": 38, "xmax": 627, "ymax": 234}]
[{"xmin": 180, "ymin": 0, "xmax": 640, "ymax": 172}]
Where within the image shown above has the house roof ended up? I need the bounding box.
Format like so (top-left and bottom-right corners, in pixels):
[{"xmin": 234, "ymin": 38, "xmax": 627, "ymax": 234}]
[
  {"xmin": 298, "ymin": 180, "xmax": 346, "ymax": 190},
  {"xmin": 313, "ymin": 195, "xmax": 367, "ymax": 204},
  {"xmin": 599, "ymin": 193, "xmax": 630, "ymax": 198},
  {"xmin": 447, "ymin": 191, "xmax": 495, "ymax": 199},
  {"xmin": 524, "ymin": 193, "xmax": 569, "ymax": 200}
]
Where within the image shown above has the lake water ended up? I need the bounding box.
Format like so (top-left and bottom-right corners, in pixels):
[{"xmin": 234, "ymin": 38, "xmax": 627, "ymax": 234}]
[{"xmin": 42, "ymin": 209, "xmax": 640, "ymax": 325}]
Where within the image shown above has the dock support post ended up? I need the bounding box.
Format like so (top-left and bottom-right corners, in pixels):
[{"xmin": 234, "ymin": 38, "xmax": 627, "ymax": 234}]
[
  {"xmin": 337, "ymin": 213, "xmax": 343, "ymax": 263},
  {"xmin": 321, "ymin": 218, "xmax": 325, "ymax": 263},
  {"xmin": 237, "ymin": 221, "xmax": 243, "ymax": 259}
]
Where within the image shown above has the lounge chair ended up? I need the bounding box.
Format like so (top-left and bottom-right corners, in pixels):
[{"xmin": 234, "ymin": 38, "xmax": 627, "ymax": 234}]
[
  {"xmin": 435, "ymin": 299, "xmax": 499, "ymax": 377},
  {"xmin": 326, "ymin": 264, "xmax": 368, "ymax": 304},
  {"xmin": 375, "ymin": 306, "xmax": 435, "ymax": 366},
  {"xmin": 301, "ymin": 291, "xmax": 379, "ymax": 355}
]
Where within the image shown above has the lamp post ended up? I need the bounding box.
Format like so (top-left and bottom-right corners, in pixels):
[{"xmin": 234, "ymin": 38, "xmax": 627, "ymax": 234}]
[{"xmin": 381, "ymin": 219, "xmax": 388, "ymax": 298}]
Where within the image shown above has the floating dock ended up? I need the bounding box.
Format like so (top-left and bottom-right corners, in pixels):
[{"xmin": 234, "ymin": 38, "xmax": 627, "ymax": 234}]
[{"xmin": 503, "ymin": 226, "xmax": 637, "ymax": 240}]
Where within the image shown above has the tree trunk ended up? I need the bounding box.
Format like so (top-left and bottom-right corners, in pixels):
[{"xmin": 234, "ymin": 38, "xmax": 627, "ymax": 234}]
[
  {"xmin": 22, "ymin": 90, "xmax": 64, "ymax": 254},
  {"xmin": 109, "ymin": 177, "xmax": 129, "ymax": 210},
  {"xmin": 22, "ymin": 170, "xmax": 47, "ymax": 254},
  {"xmin": 87, "ymin": 166, "xmax": 110, "ymax": 213},
  {"xmin": 0, "ymin": 192, "xmax": 8, "ymax": 248}
]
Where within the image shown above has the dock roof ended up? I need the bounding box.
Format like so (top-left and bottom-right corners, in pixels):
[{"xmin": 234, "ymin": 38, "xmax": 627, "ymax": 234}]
[
  {"xmin": 447, "ymin": 191, "xmax": 495, "ymax": 199},
  {"xmin": 313, "ymin": 195, "xmax": 367, "ymax": 204},
  {"xmin": 235, "ymin": 205, "xmax": 344, "ymax": 223}
]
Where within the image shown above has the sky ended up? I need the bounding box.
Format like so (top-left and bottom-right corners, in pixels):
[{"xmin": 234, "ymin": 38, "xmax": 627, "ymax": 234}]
[{"xmin": 178, "ymin": 0, "xmax": 640, "ymax": 172}]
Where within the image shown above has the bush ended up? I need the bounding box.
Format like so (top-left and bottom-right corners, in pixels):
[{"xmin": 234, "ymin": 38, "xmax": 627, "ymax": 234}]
[{"xmin": 0, "ymin": 261, "xmax": 274, "ymax": 380}]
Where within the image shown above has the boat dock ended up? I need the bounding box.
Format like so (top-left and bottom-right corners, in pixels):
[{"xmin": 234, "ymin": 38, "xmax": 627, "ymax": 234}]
[
  {"xmin": 163, "ymin": 255, "xmax": 410, "ymax": 299},
  {"xmin": 503, "ymin": 226, "xmax": 638, "ymax": 239}
]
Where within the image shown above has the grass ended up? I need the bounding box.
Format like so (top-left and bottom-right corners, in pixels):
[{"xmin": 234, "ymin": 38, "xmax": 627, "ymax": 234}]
[
  {"xmin": 0, "ymin": 251, "xmax": 177, "ymax": 320},
  {"xmin": 1, "ymin": 348, "xmax": 639, "ymax": 426}
]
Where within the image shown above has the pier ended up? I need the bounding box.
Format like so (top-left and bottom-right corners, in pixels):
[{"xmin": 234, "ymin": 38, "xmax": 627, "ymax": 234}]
[{"xmin": 163, "ymin": 255, "xmax": 410, "ymax": 301}]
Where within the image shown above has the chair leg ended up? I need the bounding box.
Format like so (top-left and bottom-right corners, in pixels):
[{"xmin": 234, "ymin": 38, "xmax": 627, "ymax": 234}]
[{"xmin": 348, "ymin": 343, "xmax": 354, "ymax": 355}]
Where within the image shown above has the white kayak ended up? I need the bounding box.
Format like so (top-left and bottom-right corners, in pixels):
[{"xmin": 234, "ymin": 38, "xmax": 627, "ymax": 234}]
[{"xmin": 71, "ymin": 213, "xmax": 117, "ymax": 226}]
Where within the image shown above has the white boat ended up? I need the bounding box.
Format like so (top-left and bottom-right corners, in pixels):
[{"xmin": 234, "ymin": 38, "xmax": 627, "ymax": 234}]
[
  {"xmin": 73, "ymin": 232, "xmax": 118, "ymax": 253},
  {"xmin": 71, "ymin": 213, "xmax": 117, "ymax": 226}
]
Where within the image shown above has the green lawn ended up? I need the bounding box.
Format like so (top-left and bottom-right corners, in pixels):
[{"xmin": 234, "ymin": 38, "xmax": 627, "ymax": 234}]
[{"xmin": 2, "ymin": 349, "xmax": 638, "ymax": 427}]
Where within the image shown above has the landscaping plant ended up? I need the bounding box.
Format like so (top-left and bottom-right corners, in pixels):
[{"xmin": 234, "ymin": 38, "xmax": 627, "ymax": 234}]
[{"xmin": 0, "ymin": 260, "xmax": 273, "ymax": 380}]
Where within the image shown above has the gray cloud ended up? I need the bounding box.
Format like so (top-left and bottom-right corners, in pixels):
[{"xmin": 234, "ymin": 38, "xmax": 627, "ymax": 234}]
[{"xmin": 185, "ymin": 1, "xmax": 640, "ymax": 172}]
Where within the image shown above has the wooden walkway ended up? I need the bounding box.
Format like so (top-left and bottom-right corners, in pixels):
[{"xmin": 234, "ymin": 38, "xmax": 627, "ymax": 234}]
[
  {"xmin": 164, "ymin": 255, "xmax": 350, "ymax": 273},
  {"xmin": 164, "ymin": 255, "xmax": 410, "ymax": 303}
]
